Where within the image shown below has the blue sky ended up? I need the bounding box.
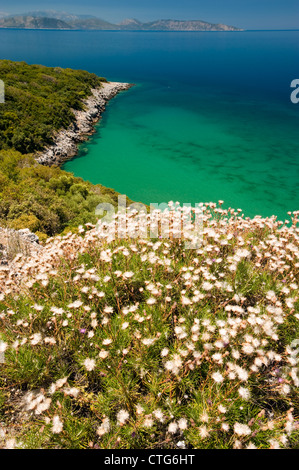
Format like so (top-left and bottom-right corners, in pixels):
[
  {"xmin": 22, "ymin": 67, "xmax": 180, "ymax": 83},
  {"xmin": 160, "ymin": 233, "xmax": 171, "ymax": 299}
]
[{"xmin": 0, "ymin": 0, "xmax": 298, "ymax": 30}]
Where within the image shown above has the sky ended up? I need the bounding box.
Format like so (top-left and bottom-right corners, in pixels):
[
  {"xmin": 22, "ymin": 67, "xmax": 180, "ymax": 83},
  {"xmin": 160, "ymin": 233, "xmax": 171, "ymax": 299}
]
[{"xmin": 0, "ymin": 0, "xmax": 298, "ymax": 30}]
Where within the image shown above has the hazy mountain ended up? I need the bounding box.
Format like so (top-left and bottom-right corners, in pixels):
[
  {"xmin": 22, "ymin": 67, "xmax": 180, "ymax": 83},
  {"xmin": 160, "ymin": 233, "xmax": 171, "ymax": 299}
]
[
  {"xmin": 141, "ymin": 19, "xmax": 242, "ymax": 31},
  {"xmin": 117, "ymin": 18, "xmax": 145, "ymax": 30},
  {"xmin": 22, "ymin": 11, "xmax": 97, "ymax": 21},
  {"xmin": 0, "ymin": 12, "xmax": 243, "ymax": 31},
  {"xmin": 69, "ymin": 18, "xmax": 119, "ymax": 30}
]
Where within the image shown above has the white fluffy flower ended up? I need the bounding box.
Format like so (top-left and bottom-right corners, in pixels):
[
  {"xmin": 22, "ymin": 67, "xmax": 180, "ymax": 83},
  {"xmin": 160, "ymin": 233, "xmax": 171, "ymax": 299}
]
[
  {"xmin": 212, "ymin": 371, "xmax": 224, "ymax": 383},
  {"xmin": 168, "ymin": 422, "xmax": 178, "ymax": 434},
  {"xmin": 117, "ymin": 409, "xmax": 129, "ymax": 425},
  {"xmin": 97, "ymin": 417, "xmax": 110, "ymax": 436},
  {"xmin": 234, "ymin": 422, "xmax": 251, "ymax": 436},
  {"xmin": 52, "ymin": 415, "xmax": 63, "ymax": 434},
  {"xmin": 238, "ymin": 387, "xmax": 251, "ymax": 400}
]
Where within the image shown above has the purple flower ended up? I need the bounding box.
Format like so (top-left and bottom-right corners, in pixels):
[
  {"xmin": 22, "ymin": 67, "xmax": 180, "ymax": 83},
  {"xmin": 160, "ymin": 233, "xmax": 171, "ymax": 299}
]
[{"xmin": 80, "ymin": 328, "xmax": 86, "ymax": 334}]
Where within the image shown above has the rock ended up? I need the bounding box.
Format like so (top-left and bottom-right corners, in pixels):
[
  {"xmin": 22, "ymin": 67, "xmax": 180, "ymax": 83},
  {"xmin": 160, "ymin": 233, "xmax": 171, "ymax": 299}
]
[
  {"xmin": 0, "ymin": 227, "xmax": 41, "ymax": 266},
  {"xmin": 18, "ymin": 229, "xmax": 39, "ymax": 244},
  {"xmin": 35, "ymin": 81, "xmax": 133, "ymax": 166}
]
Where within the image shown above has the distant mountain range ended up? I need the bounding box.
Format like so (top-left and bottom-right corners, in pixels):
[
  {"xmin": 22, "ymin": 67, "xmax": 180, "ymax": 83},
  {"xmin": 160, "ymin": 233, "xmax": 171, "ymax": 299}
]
[{"xmin": 0, "ymin": 11, "xmax": 243, "ymax": 31}]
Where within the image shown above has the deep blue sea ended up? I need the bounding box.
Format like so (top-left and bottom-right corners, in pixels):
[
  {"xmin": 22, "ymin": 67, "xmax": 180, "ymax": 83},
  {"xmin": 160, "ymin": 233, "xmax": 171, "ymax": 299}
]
[{"xmin": 0, "ymin": 30, "xmax": 298, "ymax": 220}]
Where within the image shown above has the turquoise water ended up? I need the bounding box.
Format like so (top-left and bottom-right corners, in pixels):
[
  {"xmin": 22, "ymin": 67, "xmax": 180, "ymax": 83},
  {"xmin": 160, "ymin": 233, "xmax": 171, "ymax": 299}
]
[{"xmin": 1, "ymin": 30, "xmax": 299, "ymax": 219}]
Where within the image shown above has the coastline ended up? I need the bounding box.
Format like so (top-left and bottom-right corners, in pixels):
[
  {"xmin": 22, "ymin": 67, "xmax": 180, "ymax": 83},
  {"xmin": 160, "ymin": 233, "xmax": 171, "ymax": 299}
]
[{"xmin": 36, "ymin": 81, "xmax": 133, "ymax": 166}]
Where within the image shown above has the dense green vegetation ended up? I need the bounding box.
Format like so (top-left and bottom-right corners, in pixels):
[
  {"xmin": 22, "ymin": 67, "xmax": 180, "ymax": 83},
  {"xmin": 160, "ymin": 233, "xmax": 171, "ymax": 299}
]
[
  {"xmin": 0, "ymin": 149, "xmax": 134, "ymax": 239},
  {"xmin": 0, "ymin": 60, "xmax": 107, "ymax": 154},
  {"xmin": 0, "ymin": 60, "xmax": 134, "ymax": 239}
]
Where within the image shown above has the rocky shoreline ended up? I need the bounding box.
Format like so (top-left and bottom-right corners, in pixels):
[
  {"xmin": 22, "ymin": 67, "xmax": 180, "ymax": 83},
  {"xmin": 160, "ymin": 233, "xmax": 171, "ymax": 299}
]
[{"xmin": 36, "ymin": 81, "xmax": 133, "ymax": 166}]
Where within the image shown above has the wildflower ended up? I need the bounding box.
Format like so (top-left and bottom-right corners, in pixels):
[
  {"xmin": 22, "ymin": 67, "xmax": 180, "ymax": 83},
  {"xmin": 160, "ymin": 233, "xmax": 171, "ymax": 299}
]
[
  {"xmin": 55, "ymin": 377, "xmax": 68, "ymax": 388},
  {"xmin": 102, "ymin": 338, "xmax": 113, "ymax": 345},
  {"xmin": 218, "ymin": 405, "xmax": 227, "ymax": 414},
  {"xmin": 269, "ymin": 439, "xmax": 280, "ymax": 449},
  {"xmin": 164, "ymin": 354, "xmax": 183, "ymax": 375},
  {"xmin": 52, "ymin": 415, "xmax": 63, "ymax": 434},
  {"xmin": 103, "ymin": 306, "xmax": 113, "ymax": 314},
  {"xmin": 178, "ymin": 418, "xmax": 188, "ymax": 430},
  {"xmin": 280, "ymin": 384, "xmax": 290, "ymax": 395},
  {"xmin": 236, "ymin": 366, "xmax": 249, "ymax": 382},
  {"xmin": 135, "ymin": 404, "xmax": 144, "ymax": 415},
  {"xmin": 161, "ymin": 348, "xmax": 169, "ymax": 357},
  {"xmin": 212, "ymin": 353, "xmax": 223, "ymax": 364},
  {"xmin": 199, "ymin": 425, "xmax": 210, "ymax": 439},
  {"xmin": 181, "ymin": 296, "xmax": 192, "ymax": 305},
  {"xmin": 221, "ymin": 423, "xmax": 229, "ymax": 431},
  {"xmin": 242, "ymin": 343, "xmax": 254, "ymax": 355},
  {"xmin": 142, "ymin": 338, "xmax": 156, "ymax": 346},
  {"xmin": 153, "ymin": 409, "xmax": 164, "ymax": 421},
  {"xmin": 246, "ymin": 442, "xmax": 257, "ymax": 449},
  {"xmin": 30, "ymin": 333, "xmax": 42, "ymax": 345},
  {"xmin": 44, "ymin": 337, "xmax": 56, "ymax": 345},
  {"xmin": 32, "ymin": 304, "xmax": 44, "ymax": 312},
  {"xmin": 238, "ymin": 387, "xmax": 251, "ymax": 400},
  {"xmin": 234, "ymin": 422, "xmax": 251, "ymax": 436},
  {"xmin": 123, "ymin": 271, "xmax": 134, "ymax": 279},
  {"xmin": 35, "ymin": 398, "xmax": 51, "ymax": 415},
  {"xmin": 168, "ymin": 422, "xmax": 178, "ymax": 434},
  {"xmin": 97, "ymin": 417, "xmax": 110, "ymax": 436},
  {"xmin": 177, "ymin": 441, "xmax": 186, "ymax": 448},
  {"xmin": 64, "ymin": 387, "xmax": 79, "ymax": 398},
  {"xmin": 83, "ymin": 358, "xmax": 96, "ymax": 371},
  {"xmin": 143, "ymin": 416, "xmax": 154, "ymax": 428},
  {"xmin": 202, "ymin": 282, "xmax": 213, "ymax": 291},
  {"xmin": 233, "ymin": 440, "xmax": 242, "ymax": 449},
  {"xmin": 200, "ymin": 412, "xmax": 209, "ymax": 423},
  {"xmin": 0, "ymin": 341, "xmax": 7, "ymax": 353},
  {"xmin": 68, "ymin": 300, "xmax": 83, "ymax": 309},
  {"xmin": 212, "ymin": 371, "xmax": 224, "ymax": 383},
  {"xmin": 99, "ymin": 350, "xmax": 109, "ymax": 359},
  {"xmin": 117, "ymin": 409, "xmax": 129, "ymax": 425},
  {"xmin": 3, "ymin": 438, "xmax": 17, "ymax": 449}
]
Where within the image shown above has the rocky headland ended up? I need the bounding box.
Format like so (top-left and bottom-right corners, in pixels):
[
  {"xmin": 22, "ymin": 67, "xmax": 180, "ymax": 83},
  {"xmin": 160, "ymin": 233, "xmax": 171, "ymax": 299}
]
[{"xmin": 36, "ymin": 81, "xmax": 133, "ymax": 166}]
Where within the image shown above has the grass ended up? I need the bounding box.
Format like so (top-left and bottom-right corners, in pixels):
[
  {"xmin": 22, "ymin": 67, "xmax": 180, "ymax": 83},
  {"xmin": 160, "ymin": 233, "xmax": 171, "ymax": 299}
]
[{"xmin": 0, "ymin": 202, "xmax": 298, "ymax": 449}]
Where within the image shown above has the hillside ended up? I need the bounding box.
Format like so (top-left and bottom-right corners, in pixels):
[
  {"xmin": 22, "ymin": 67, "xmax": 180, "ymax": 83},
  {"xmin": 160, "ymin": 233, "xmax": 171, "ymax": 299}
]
[
  {"xmin": 0, "ymin": 13, "xmax": 243, "ymax": 31},
  {"xmin": 120, "ymin": 19, "xmax": 242, "ymax": 31},
  {"xmin": 0, "ymin": 60, "xmax": 133, "ymax": 239},
  {"xmin": 0, "ymin": 15, "xmax": 71, "ymax": 29},
  {"xmin": 0, "ymin": 60, "xmax": 108, "ymax": 154}
]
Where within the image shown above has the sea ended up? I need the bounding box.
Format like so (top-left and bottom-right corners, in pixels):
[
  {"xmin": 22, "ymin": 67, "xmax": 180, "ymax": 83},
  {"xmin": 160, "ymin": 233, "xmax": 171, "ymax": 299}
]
[{"xmin": 1, "ymin": 29, "xmax": 299, "ymax": 220}]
